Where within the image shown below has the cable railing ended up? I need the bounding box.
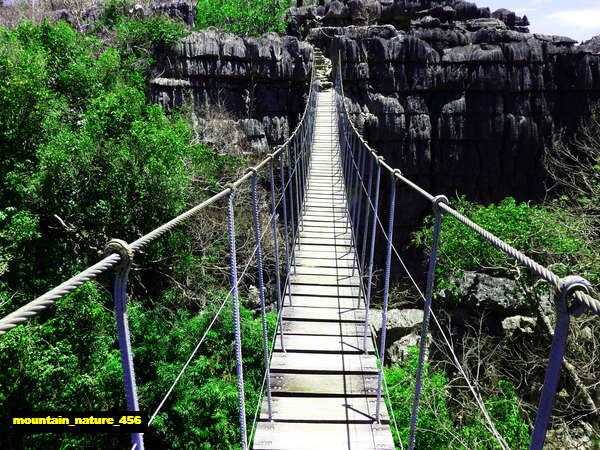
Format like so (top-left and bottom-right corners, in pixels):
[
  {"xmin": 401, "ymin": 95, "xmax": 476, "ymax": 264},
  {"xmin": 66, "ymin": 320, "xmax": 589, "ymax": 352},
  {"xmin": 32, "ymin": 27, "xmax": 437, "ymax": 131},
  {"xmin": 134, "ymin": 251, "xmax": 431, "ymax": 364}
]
[
  {"xmin": 334, "ymin": 50, "xmax": 600, "ymax": 450},
  {"xmin": 0, "ymin": 53, "xmax": 317, "ymax": 450}
]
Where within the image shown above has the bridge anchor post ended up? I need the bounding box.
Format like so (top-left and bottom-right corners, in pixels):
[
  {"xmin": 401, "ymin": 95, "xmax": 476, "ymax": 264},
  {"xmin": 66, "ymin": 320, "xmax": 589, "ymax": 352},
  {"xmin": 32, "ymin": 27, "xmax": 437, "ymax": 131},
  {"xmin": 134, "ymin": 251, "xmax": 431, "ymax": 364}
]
[
  {"xmin": 104, "ymin": 238, "xmax": 144, "ymax": 450},
  {"xmin": 408, "ymin": 194, "xmax": 448, "ymax": 450},
  {"xmin": 530, "ymin": 276, "xmax": 592, "ymax": 450}
]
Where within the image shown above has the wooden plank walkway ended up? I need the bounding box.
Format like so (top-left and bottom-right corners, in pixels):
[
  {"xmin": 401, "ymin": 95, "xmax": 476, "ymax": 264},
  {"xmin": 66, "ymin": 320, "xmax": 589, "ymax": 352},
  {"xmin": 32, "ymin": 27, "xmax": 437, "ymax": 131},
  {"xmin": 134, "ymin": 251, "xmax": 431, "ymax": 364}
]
[{"xmin": 253, "ymin": 89, "xmax": 395, "ymax": 449}]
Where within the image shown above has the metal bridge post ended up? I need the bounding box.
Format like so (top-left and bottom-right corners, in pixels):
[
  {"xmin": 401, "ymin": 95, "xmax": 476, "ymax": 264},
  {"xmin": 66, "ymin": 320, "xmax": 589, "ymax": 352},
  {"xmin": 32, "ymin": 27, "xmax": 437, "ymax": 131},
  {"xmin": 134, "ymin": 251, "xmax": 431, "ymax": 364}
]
[
  {"xmin": 345, "ymin": 135, "xmax": 356, "ymax": 233},
  {"xmin": 408, "ymin": 194, "xmax": 448, "ymax": 450},
  {"xmin": 226, "ymin": 187, "xmax": 248, "ymax": 450},
  {"xmin": 293, "ymin": 141, "xmax": 303, "ymax": 240},
  {"xmin": 250, "ymin": 172, "xmax": 273, "ymax": 421},
  {"xmin": 359, "ymin": 154, "xmax": 375, "ymax": 298},
  {"xmin": 363, "ymin": 157, "xmax": 382, "ymax": 354},
  {"xmin": 287, "ymin": 145, "xmax": 297, "ymax": 275},
  {"xmin": 269, "ymin": 157, "xmax": 285, "ymax": 351},
  {"xmin": 104, "ymin": 239, "xmax": 144, "ymax": 450},
  {"xmin": 351, "ymin": 142, "xmax": 367, "ymax": 278},
  {"xmin": 279, "ymin": 151, "xmax": 293, "ymax": 307},
  {"xmin": 375, "ymin": 171, "xmax": 398, "ymax": 423},
  {"xmin": 530, "ymin": 276, "xmax": 592, "ymax": 450}
]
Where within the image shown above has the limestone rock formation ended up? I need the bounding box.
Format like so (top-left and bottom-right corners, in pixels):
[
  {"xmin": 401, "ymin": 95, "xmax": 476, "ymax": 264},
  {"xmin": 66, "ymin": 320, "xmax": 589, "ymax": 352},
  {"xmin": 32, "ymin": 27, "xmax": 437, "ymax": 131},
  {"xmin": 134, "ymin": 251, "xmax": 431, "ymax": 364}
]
[
  {"xmin": 288, "ymin": 1, "xmax": 600, "ymax": 242},
  {"xmin": 149, "ymin": 30, "xmax": 313, "ymax": 148}
]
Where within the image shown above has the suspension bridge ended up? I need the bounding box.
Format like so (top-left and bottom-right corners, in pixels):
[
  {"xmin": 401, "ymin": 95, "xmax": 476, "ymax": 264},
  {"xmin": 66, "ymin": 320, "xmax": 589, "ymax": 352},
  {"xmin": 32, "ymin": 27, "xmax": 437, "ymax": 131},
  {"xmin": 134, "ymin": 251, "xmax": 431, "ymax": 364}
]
[{"xmin": 1, "ymin": 48, "xmax": 599, "ymax": 450}]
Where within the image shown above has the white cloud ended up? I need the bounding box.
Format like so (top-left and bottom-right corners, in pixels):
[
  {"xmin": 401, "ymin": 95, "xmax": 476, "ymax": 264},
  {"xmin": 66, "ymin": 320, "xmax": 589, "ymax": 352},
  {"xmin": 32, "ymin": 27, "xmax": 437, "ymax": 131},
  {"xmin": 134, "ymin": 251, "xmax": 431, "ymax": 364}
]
[
  {"xmin": 546, "ymin": 9, "xmax": 600, "ymax": 30},
  {"xmin": 513, "ymin": 8, "xmax": 537, "ymax": 15}
]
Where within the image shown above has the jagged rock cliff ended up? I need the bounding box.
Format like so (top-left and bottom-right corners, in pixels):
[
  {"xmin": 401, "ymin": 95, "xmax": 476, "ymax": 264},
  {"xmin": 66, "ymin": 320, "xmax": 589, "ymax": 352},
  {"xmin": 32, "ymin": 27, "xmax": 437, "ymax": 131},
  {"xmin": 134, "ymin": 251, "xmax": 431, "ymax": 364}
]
[
  {"xmin": 149, "ymin": 30, "xmax": 313, "ymax": 152},
  {"xmin": 285, "ymin": 0, "xmax": 600, "ymax": 242}
]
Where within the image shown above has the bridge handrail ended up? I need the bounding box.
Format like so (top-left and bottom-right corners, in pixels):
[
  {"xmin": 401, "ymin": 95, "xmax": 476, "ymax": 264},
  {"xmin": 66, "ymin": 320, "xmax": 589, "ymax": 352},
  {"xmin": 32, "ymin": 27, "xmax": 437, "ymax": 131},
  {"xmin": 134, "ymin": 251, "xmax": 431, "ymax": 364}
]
[
  {"xmin": 334, "ymin": 52, "xmax": 600, "ymax": 314},
  {"xmin": 0, "ymin": 53, "xmax": 316, "ymax": 336},
  {"xmin": 334, "ymin": 49, "xmax": 599, "ymax": 450}
]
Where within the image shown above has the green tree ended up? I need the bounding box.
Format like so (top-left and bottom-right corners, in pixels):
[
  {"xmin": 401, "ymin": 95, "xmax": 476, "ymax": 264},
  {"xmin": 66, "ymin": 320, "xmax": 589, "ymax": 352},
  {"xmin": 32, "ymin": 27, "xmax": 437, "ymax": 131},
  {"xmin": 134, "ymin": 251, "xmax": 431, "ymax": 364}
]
[{"xmin": 196, "ymin": 0, "xmax": 290, "ymax": 36}]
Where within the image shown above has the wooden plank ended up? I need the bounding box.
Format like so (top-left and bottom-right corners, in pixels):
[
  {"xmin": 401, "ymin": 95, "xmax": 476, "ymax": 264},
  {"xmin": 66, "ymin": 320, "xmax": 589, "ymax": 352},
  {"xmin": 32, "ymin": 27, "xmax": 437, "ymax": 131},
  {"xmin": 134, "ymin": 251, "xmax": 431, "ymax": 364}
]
[
  {"xmin": 282, "ymin": 320, "xmax": 367, "ymax": 337},
  {"xmin": 282, "ymin": 306, "xmax": 365, "ymax": 322},
  {"xmin": 295, "ymin": 244, "xmax": 353, "ymax": 253},
  {"xmin": 291, "ymin": 266, "xmax": 357, "ymax": 276},
  {"xmin": 296, "ymin": 237, "xmax": 352, "ymax": 246},
  {"xmin": 261, "ymin": 397, "xmax": 388, "ymax": 423},
  {"xmin": 298, "ymin": 228, "xmax": 349, "ymax": 237},
  {"xmin": 290, "ymin": 284, "xmax": 360, "ymax": 298},
  {"xmin": 253, "ymin": 422, "xmax": 395, "ymax": 449},
  {"xmin": 294, "ymin": 250, "xmax": 355, "ymax": 260},
  {"xmin": 269, "ymin": 352, "xmax": 378, "ymax": 373},
  {"xmin": 270, "ymin": 373, "xmax": 379, "ymax": 396},
  {"xmin": 274, "ymin": 334, "xmax": 373, "ymax": 353},
  {"xmin": 290, "ymin": 274, "xmax": 360, "ymax": 286},
  {"xmin": 294, "ymin": 257, "xmax": 356, "ymax": 268},
  {"xmin": 286, "ymin": 296, "xmax": 361, "ymax": 309}
]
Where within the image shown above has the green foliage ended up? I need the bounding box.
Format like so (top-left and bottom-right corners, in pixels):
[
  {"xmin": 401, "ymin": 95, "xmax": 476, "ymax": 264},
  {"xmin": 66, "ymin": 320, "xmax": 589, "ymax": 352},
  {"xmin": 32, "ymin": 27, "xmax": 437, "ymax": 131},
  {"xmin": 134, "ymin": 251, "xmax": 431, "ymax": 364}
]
[
  {"xmin": 0, "ymin": 282, "xmax": 125, "ymax": 449},
  {"xmin": 385, "ymin": 348, "xmax": 530, "ymax": 449},
  {"xmin": 411, "ymin": 196, "xmax": 595, "ymax": 294},
  {"xmin": 385, "ymin": 347, "xmax": 453, "ymax": 449},
  {"xmin": 0, "ymin": 18, "xmax": 260, "ymax": 450},
  {"xmin": 461, "ymin": 381, "xmax": 530, "ymax": 449},
  {"xmin": 196, "ymin": 0, "xmax": 290, "ymax": 36},
  {"xmin": 132, "ymin": 295, "xmax": 277, "ymax": 448}
]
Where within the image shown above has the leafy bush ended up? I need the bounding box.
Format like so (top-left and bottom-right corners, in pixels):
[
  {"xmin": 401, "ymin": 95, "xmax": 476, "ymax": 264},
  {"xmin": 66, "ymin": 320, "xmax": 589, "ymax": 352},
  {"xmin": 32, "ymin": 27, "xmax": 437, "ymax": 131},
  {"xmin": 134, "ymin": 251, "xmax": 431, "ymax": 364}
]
[
  {"xmin": 385, "ymin": 347, "xmax": 454, "ymax": 449},
  {"xmin": 385, "ymin": 347, "xmax": 530, "ymax": 449},
  {"xmin": 411, "ymin": 196, "xmax": 596, "ymax": 294},
  {"xmin": 196, "ymin": 0, "xmax": 290, "ymax": 36},
  {"xmin": 133, "ymin": 294, "xmax": 277, "ymax": 449},
  {"xmin": 461, "ymin": 380, "xmax": 530, "ymax": 449}
]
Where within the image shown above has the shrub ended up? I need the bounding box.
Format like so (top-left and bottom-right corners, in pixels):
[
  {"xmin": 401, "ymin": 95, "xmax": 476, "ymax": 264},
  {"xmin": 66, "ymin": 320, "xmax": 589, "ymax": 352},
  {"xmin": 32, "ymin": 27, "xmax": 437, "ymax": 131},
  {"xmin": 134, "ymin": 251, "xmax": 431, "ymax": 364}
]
[
  {"xmin": 0, "ymin": 18, "xmax": 259, "ymax": 450},
  {"xmin": 385, "ymin": 348, "xmax": 530, "ymax": 449},
  {"xmin": 411, "ymin": 196, "xmax": 596, "ymax": 295},
  {"xmin": 385, "ymin": 347, "xmax": 454, "ymax": 449},
  {"xmin": 196, "ymin": 0, "xmax": 290, "ymax": 36}
]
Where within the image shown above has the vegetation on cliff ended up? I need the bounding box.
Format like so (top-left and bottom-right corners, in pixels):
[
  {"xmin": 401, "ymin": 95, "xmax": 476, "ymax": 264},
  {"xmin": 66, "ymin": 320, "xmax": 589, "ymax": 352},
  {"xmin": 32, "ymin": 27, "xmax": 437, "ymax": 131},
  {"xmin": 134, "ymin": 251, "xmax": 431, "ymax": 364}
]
[{"xmin": 196, "ymin": 0, "xmax": 290, "ymax": 36}]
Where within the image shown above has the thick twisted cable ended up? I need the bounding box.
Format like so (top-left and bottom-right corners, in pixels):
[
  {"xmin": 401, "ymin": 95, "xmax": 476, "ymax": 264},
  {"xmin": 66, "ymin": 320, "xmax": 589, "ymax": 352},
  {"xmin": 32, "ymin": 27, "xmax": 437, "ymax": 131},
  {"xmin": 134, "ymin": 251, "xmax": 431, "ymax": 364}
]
[
  {"xmin": 0, "ymin": 253, "xmax": 120, "ymax": 335},
  {"xmin": 437, "ymin": 202, "xmax": 600, "ymax": 314}
]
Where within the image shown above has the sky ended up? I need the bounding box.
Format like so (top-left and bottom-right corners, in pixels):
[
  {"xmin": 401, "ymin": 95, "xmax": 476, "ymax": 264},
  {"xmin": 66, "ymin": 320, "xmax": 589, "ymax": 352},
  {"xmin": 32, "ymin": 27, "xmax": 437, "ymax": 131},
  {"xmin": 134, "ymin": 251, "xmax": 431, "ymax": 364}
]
[{"xmin": 478, "ymin": 0, "xmax": 600, "ymax": 43}]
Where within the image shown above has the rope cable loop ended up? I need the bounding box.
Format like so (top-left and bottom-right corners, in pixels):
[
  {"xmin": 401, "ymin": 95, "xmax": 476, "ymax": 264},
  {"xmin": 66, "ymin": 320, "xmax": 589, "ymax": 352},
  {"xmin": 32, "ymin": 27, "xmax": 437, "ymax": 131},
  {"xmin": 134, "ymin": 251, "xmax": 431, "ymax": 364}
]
[
  {"xmin": 558, "ymin": 276, "xmax": 592, "ymax": 315},
  {"xmin": 431, "ymin": 194, "xmax": 449, "ymax": 215},
  {"xmin": 376, "ymin": 155, "xmax": 385, "ymax": 165},
  {"xmin": 104, "ymin": 239, "xmax": 133, "ymax": 274}
]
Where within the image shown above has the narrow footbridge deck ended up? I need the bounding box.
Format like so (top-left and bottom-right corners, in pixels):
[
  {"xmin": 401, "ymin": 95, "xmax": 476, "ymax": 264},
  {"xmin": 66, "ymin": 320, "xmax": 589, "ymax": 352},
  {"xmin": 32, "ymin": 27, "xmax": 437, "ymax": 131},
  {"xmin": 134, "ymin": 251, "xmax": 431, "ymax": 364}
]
[{"xmin": 253, "ymin": 90, "xmax": 395, "ymax": 449}]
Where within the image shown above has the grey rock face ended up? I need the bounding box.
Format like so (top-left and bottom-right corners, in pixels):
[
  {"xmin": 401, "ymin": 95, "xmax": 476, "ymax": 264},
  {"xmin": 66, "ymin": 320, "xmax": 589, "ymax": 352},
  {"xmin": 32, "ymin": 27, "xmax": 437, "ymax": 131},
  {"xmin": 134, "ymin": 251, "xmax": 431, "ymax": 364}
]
[
  {"xmin": 387, "ymin": 332, "xmax": 432, "ymax": 364},
  {"xmin": 437, "ymin": 271, "xmax": 529, "ymax": 315},
  {"xmin": 316, "ymin": 19, "xmax": 600, "ymax": 242},
  {"xmin": 370, "ymin": 308, "xmax": 424, "ymax": 342},
  {"xmin": 501, "ymin": 315, "xmax": 537, "ymax": 337},
  {"xmin": 149, "ymin": 30, "xmax": 313, "ymax": 148}
]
